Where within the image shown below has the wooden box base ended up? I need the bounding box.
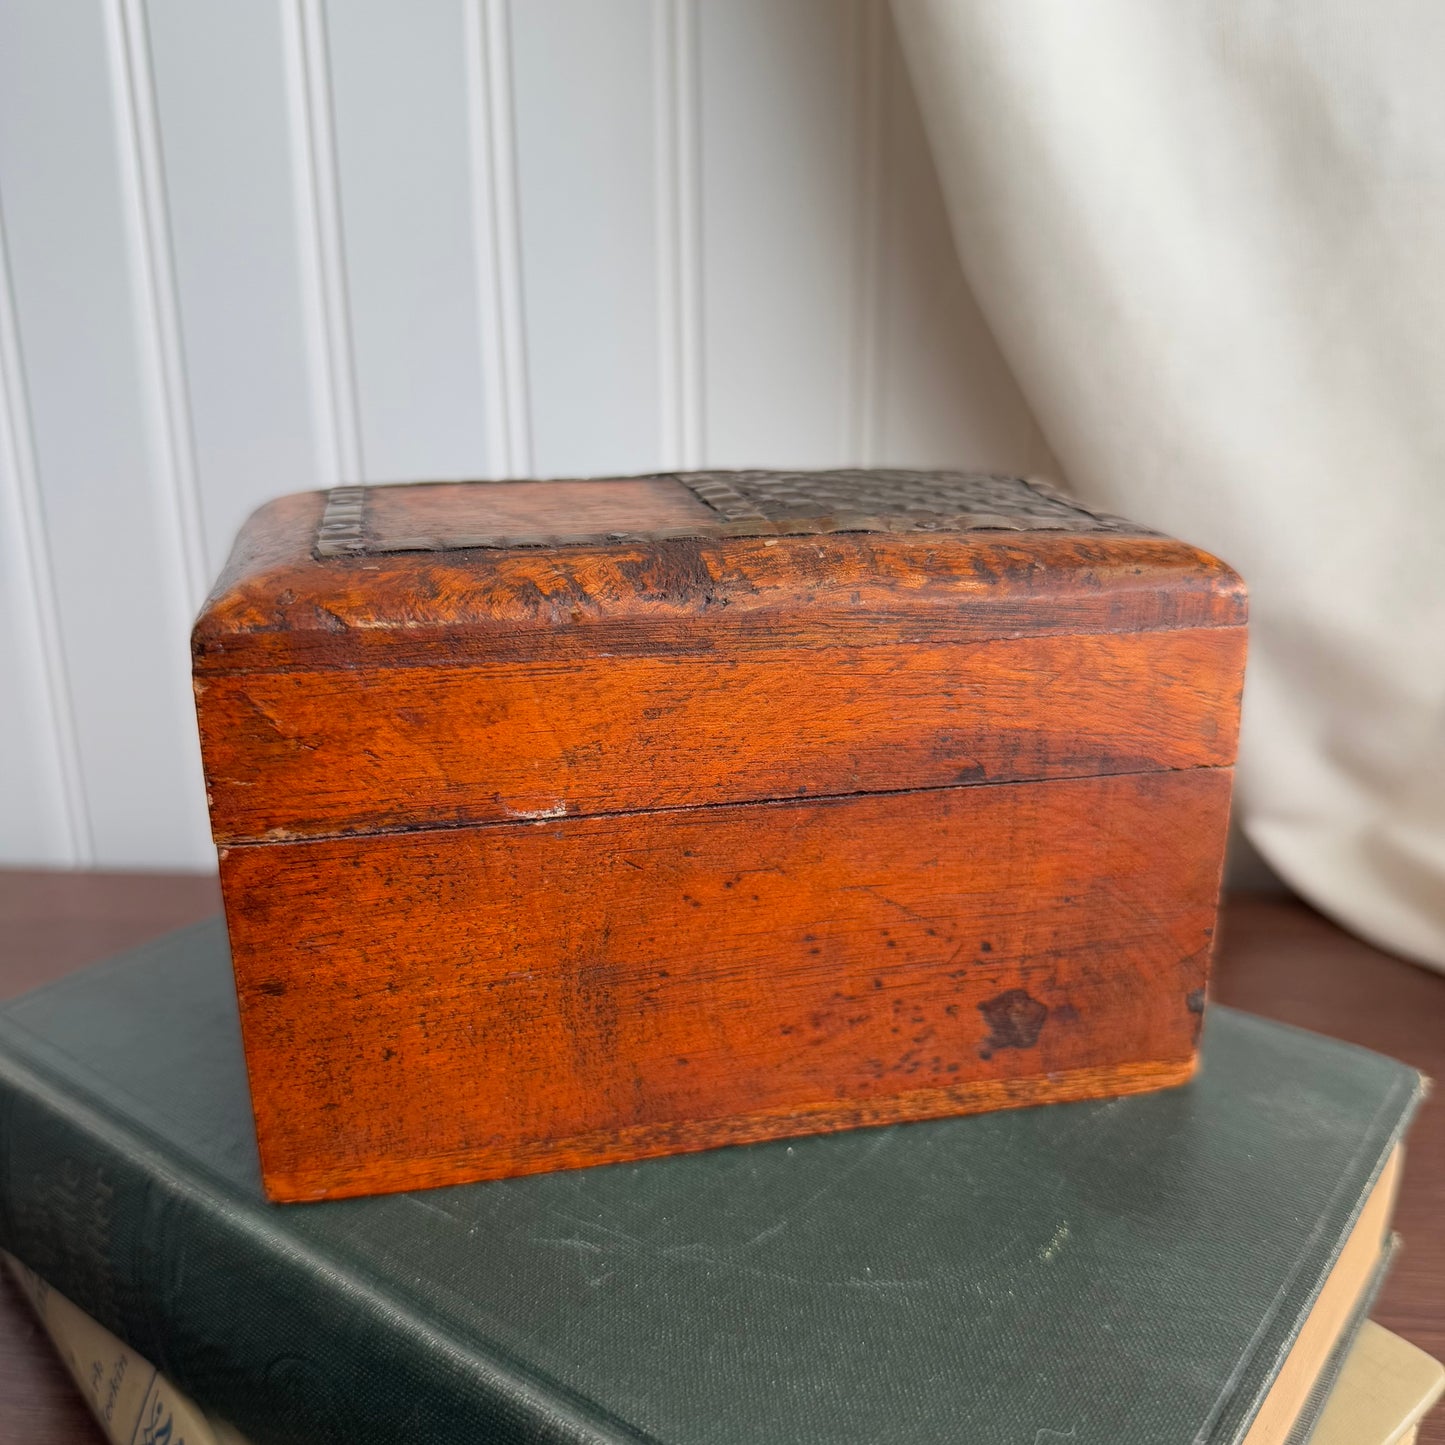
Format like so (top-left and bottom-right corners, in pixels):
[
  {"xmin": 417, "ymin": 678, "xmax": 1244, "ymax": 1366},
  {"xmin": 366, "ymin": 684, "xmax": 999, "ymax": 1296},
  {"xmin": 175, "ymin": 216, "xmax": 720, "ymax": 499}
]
[{"xmin": 220, "ymin": 768, "xmax": 1230, "ymax": 1202}]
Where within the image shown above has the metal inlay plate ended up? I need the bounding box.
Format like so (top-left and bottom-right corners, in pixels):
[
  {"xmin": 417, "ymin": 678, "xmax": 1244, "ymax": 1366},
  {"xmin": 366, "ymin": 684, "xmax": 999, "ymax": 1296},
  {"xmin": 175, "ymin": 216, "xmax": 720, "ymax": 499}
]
[{"xmin": 314, "ymin": 471, "xmax": 1146, "ymax": 559}]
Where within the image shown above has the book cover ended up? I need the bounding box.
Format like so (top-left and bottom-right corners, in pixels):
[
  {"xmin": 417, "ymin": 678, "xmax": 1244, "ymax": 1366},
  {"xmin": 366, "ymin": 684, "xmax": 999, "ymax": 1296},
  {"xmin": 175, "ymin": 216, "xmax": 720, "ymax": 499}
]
[
  {"xmin": 8, "ymin": 1248, "xmax": 1436, "ymax": 1445},
  {"xmin": 0, "ymin": 920, "xmax": 1424, "ymax": 1444}
]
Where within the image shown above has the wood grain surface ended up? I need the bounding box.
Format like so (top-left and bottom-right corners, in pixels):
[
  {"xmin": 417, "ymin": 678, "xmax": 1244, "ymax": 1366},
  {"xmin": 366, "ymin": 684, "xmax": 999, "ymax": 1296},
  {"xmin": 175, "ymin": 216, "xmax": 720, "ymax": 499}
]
[
  {"xmin": 191, "ymin": 476, "xmax": 1246, "ymax": 1198},
  {"xmin": 220, "ymin": 768, "xmax": 1231, "ymax": 1200},
  {"xmin": 0, "ymin": 875, "xmax": 1440, "ymax": 1442},
  {"xmin": 198, "ymin": 628, "xmax": 1243, "ymax": 842},
  {"xmin": 194, "ymin": 485, "xmax": 1245, "ymax": 846},
  {"xmin": 192, "ymin": 491, "xmax": 1246, "ymax": 674}
]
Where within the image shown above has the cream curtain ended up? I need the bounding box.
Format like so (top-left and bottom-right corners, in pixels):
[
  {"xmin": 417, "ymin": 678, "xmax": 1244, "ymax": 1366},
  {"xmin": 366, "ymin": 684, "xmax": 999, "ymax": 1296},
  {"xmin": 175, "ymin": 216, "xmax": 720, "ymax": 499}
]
[{"xmin": 893, "ymin": 0, "xmax": 1445, "ymax": 972}]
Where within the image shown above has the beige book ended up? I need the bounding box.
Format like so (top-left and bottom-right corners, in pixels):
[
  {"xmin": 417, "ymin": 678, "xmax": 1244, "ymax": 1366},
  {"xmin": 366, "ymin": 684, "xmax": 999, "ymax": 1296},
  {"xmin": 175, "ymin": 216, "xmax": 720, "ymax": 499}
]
[
  {"xmin": 4, "ymin": 1252, "xmax": 250, "ymax": 1445},
  {"xmin": 1311, "ymin": 1319, "xmax": 1445, "ymax": 1445}
]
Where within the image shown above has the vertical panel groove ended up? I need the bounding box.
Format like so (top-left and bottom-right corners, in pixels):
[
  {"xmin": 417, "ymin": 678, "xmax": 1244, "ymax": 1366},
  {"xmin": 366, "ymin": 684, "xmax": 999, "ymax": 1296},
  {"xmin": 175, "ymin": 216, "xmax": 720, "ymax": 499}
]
[
  {"xmin": 107, "ymin": 0, "xmax": 210, "ymax": 603},
  {"xmin": 283, "ymin": 0, "xmax": 363, "ymax": 483},
  {"xmin": 0, "ymin": 207, "xmax": 93, "ymax": 864},
  {"xmin": 849, "ymin": 0, "xmax": 887, "ymax": 467},
  {"xmin": 654, "ymin": 0, "xmax": 704, "ymax": 470},
  {"xmin": 653, "ymin": 0, "xmax": 681, "ymax": 467},
  {"xmin": 464, "ymin": 0, "xmax": 515, "ymax": 477},
  {"xmin": 464, "ymin": 0, "xmax": 532, "ymax": 477},
  {"xmin": 462, "ymin": 0, "xmax": 507, "ymax": 480},
  {"xmin": 485, "ymin": 0, "xmax": 532, "ymax": 476}
]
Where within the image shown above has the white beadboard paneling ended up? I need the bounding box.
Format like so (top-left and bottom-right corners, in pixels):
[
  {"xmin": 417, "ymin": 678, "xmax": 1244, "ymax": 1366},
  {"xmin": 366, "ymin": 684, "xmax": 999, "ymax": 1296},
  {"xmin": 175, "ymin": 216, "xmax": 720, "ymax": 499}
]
[
  {"xmin": 325, "ymin": 0, "xmax": 491, "ymax": 481},
  {"xmin": 0, "ymin": 0, "xmax": 1056, "ymax": 868},
  {"xmin": 0, "ymin": 474, "xmax": 71, "ymax": 864},
  {"xmin": 146, "ymin": 0, "xmax": 325, "ymax": 565},
  {"xmin": 847, "ymin": 0, "xmax": 887, "ymax": 465},
  {"xmin": 112, "ymin": 0, "xmax": 211, "ymax": 605},
  {"xmin": 697, "ymin": 0, "xmax": 860, "ymax": 468},
  {"xmin": 0, "ymin": 0, "xmax": 211, "ymax": 869},
  {"xmin": 873, "ymin": 11, "xmax": 1056, "ymax": 473},
  {"xmin": 654, "ymin": 0, "xmax": 704, "ymax": 469},
  {"xmin": 509, "ymin": 0, "xmax": 660, "ymax": 477},
  {"xmin": 0, "ymin": 220, "xmax": 88, "ymax": 866},
  {"xmin": 286, "ymin": 0, "xmax": 363, "ymax": 484},
  {"xmin": 464, "ymin": 0, "xmax": 531, "ymax": 476}
]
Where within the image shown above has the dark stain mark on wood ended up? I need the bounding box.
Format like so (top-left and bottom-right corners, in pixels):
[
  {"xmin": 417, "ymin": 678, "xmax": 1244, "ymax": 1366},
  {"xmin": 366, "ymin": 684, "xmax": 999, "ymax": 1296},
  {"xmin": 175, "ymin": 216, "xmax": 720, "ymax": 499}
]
[
  {"xmin": 1186, "ymin": 987, "xmax": 1206, "ymax": 1014},
  {"xmin": 256, "ymin": 978, "xmax": 287, "ymax": 997},
  {"xmin": 977, "ymin": 989, "xmax": 1049, "ymax": 1059},
  {"xmin": 614, "ymin": 538, "xmax": 718, "ymax": 608},
  {"xmin": 312, "ymin": 604, "xmax": 349, "ymax": 633}
]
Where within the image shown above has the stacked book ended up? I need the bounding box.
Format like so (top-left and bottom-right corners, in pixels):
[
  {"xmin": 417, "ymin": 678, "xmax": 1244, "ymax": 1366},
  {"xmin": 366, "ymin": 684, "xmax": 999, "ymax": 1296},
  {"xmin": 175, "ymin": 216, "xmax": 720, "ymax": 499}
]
[{"xmin": 1, "ymin": 919, "xmax": 1440, "ymax": 1444}]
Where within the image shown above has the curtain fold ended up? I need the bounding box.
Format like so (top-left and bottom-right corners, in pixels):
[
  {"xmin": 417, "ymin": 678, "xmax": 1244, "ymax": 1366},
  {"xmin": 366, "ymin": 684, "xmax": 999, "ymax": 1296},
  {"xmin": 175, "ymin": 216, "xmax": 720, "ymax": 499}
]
[{"xmin": 893, "ymin": 0, "xmax": 1445, "ymax": 971}]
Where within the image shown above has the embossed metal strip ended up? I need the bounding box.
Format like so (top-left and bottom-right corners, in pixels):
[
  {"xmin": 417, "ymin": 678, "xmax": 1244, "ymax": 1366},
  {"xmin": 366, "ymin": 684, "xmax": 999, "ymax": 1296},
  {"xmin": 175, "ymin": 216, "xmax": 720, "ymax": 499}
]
[
  {"xmin": 314, "ymin": 485, "xmax": 368, "ymax": 557},
  {"xmin": 313, "ymin": 471, "xmax": 1148, "ymax": 558}
]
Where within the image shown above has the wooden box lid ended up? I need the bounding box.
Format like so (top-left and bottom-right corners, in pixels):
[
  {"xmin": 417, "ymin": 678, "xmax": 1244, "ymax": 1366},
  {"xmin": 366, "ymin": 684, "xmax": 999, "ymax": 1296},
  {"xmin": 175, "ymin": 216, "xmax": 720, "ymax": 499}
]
[{"xmin": 193, "ymin": 471, "xmax": 1246, "ymax": 846}]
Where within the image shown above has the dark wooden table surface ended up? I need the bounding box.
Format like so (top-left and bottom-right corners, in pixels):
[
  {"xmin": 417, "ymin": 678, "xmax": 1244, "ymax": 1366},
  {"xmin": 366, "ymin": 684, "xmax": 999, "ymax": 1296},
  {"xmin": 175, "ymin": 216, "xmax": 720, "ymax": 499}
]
[{"xmin": 1, "ymin": 872, "xmax": 1441, "ymax": 1443}]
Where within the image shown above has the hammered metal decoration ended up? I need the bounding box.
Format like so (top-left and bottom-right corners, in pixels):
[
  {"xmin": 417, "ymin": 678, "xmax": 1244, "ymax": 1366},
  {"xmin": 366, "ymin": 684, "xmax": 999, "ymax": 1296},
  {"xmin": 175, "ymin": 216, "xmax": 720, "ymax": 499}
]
[
  {"xmin": 314, "ymin": 486, "xmax": 369, "ymax": 558},
  {"xmin": 314, "ymin": 471, "xmax": 1145, "ymax": 559}
]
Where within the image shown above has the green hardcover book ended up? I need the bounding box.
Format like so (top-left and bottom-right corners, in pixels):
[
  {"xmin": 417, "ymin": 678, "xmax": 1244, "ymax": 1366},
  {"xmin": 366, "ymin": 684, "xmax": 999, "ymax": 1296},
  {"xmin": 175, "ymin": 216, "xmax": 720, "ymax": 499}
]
[{"xmin": 0, "ymin": 921, "xmax": 1423, "ymax": 1445}]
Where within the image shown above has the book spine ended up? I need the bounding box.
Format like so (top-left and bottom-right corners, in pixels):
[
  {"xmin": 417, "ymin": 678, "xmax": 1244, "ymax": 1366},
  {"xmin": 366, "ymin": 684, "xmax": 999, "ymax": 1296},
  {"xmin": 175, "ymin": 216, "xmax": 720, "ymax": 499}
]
[
  {"xmin": 4, "ymin": 1251, "xmax": 251, "ymax": 1445},
  {"xmin": 0, "ymin": 1039, "xmax": 649, "ymax": 1445}
]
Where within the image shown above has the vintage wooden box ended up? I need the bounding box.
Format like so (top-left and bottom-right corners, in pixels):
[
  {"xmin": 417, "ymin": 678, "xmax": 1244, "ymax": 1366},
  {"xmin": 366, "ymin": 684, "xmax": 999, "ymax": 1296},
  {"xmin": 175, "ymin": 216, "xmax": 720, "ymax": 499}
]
[{"xmin": 193, "ymin": 470, "xmax": 1247, "ymax": 1202}]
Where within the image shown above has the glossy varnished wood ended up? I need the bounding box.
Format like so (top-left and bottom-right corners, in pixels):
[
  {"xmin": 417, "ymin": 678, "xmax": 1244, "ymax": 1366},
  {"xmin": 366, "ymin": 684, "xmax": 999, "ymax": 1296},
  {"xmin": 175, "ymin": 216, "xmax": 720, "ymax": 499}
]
[
  {"xmin": 0, "ymin": 878, "xmax": 1440, "ymax": 1442},
  {"xmin": 198, "ymin": 627, "xmax": 1243, "ymax": 841},
  {"xmin": 221, "ymin": 769, "xmax": 1230, "ymax": 1201},
  {"xmin": 192, "ymin": 477, "xmax": 1247, "ymax": 1197},
  {"xmin": 193, "ymin": 497, "xmax": 1246, "ymax": 842},
  {"xmin": 192, "ymin": 492, "xmax": 1246, "ymax": 675}
]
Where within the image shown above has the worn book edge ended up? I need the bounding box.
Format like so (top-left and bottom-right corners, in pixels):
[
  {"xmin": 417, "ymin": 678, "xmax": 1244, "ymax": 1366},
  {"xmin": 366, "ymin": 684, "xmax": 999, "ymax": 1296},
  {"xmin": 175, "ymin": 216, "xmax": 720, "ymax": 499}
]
[
  {"xmin": 1307, "ymin": 1317, "xmax": 1445, "ymax": 1445},
  {"xmin": 5, "ymin": 1245, "xmax": 1434, "ymax": 1445},
  {"xmin": 1200, "ymin": 1014, "xmax": 1426, "ymax": 1443},
  {"xmin": 1239, "ymin": 1150, "xmax": 1402, "ymax": 1443},
  {"xmin": 0, "ymin": 1014, "xmax": 652, "ymax": 1445},
  {"xmin": 1280, "ymin": 1231, "xmax": 1398, "ymax": 1445},
  {"xmin": 3, "ymin": 1250, "xmax": 247, "ymax": 1445}
]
